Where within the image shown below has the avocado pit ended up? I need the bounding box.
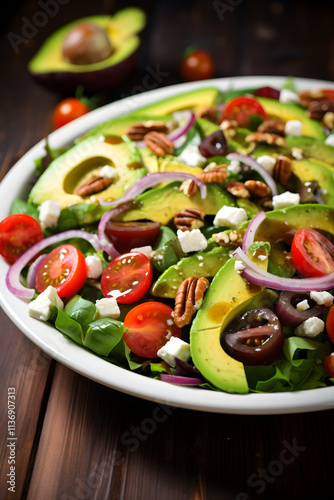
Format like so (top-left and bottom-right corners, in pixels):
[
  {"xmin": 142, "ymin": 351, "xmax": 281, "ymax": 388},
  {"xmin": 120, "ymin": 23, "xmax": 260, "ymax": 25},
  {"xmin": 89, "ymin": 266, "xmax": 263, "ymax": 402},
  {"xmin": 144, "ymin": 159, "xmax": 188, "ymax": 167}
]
[{"xmin": 62, "ymin": 22, "xmax": 114, "ymax": 65}]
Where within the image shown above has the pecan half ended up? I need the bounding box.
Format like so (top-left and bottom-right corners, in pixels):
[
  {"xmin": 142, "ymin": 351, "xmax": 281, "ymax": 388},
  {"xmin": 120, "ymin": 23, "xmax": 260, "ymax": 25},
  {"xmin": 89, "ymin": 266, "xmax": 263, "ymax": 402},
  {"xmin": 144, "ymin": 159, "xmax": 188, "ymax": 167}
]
[
  {"xmin": 273, "ymin": 155, "xmax": 292, "ymax": 188},
  {"xmin": 220, "ymin": 119, "xmax": 238, "ymax": 138},
  {"xmin": 197, "ymin": 163, "xmax": 228, "ymax": 184},
  {"xmin": 174, "ymin": 208, "xmax": 205, "ymax": 231},
  {"xmin": 244, "ymin": 180, "xmax": 271, "ymax": 197},
  {"xmin": 196, "ymin": 106, "xmax": 217, "ymax": 122},
  {"xmin": 179, "ymin": 179, "xmax": 198, "ymax": 196},
  {"xmin": 298, "ymin": 90, "xmax": 327, "ymax": 108},
  {"xmin": 174, "ymin": 277, "xmax": 209, "ymax": 328},
  {"xmin": 74, "ymin": 176, "xmax": 112, "ymax": 197},
  {"xmin": 322, "ymin": 111, "xmax": 334, "ymax": 130},
  {"xmin": 307, "ymin": 100, "xmax": 334, "ymax": 120},
  {"xmin": 224, "ymin": 181, "xmax": 250, "ymax": 198},
  {"xmin": 144, "ymin": 131, "xmax": 174, "ymax": 156},
  {"xmin": 126, "ymin": 120, "xmax": 168, "ymax": 141},
  {"xmin": 245, "ymin": 132, "xmax": 287, "ymax": 147},
  {"xmin": 257, "ymin": 119, "xmax": 286, "ymax": 136}
]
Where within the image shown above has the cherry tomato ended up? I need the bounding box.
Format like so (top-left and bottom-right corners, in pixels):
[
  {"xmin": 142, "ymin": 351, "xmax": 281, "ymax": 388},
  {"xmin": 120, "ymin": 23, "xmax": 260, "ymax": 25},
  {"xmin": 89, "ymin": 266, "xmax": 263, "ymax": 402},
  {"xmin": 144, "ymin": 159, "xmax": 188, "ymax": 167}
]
[
  {"xmin": 105, "ymin": 221, "xmax": 161, "ymax": 253},
  {"xmin": 320, "ymin": 89, "xmax": 334, "ymax": 101},
  {"xmin": 123, "ymin": 301, "xmax": 182, "ymax": 358},
  {"xmin": 290, "ymin": 229, "xmax": 334, "ymax": 277},
  {"xmin": 100, "ymin": 251, "xmax": 152, "ymax": 304},
  {"xmin": 52, "ymin": 98, "xmax": 90, "ymax": 129},
  {"xmin": 326, "ymin": 304, "xmax": 334, "ymax": 343},
  {"xmin": 0, "ymin": 214, "xmax": 44, "ymax": 263},
  {"xmin": 35, "ymin": 244, "xmax": 87, "ymax": 297},
  {"xmin": 180, "ymin": 49, "xmax": 215, "ymax": 82},
  {"xmin": 324, "ymin": 354, "xmax": 334, "ymax": 378},
  {"xmin": 220, "ymin": 96, "xmax": 268, "ymax": 128}
]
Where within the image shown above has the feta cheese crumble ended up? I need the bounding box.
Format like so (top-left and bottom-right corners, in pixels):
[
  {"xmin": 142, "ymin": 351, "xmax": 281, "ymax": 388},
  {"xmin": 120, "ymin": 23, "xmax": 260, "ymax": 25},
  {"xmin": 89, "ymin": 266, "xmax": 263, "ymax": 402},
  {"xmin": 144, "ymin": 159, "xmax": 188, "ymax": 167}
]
[
  {"xmin": 95, "ymin": 298, "xmax": 120, "ymax": 319},
  {"xmin": 284, "ymin": 119, "xmax": 303, "ymax": 137},
  {"xmin": 310, "ymin": 291, "xmax": 334, "ymax": 307},
  {"xmin": 227, "ymin": 160, "xmax": 241, "ymax": 174},
  {"xmin": 213, "ymin": 206, "xmax": 247, "ymax": 228},
  {"xmin": 256, "ymin": 155, "xmax": 276, "ymax": 175},
  {"xmin": 325, "ymin": 135, "xmax": 334, "ymax": 147},
  {"xmin": 234, "ymin": 260, "xmax": 245, "ymax": 273},
  {"xmin": 177, "ymin": 145, "xmax": 207, "ymax": 167},
  {"xmin": 295, "ymin": 317, "xmax": 325, "ymax": 338},
  {"xmin": 279, "ymin": 88, "xmax": 299, "ymax": 104},
  {"xmin": 99, "ymin": 165, "xmax": 119, "ymax": 181},
  {"xmin": 157, "ymin": 336, "xmax": 190, "ymax": 367},
  {"xmin": 38, "ymin": 200, "xmax": 61, "ymax": 227},
  {"xmin": 272, "ymin": 191, "xmax": 300, "ymax": 210},
  {"xmin": 130, "ymin": 245, "xmax": 153, "ymax": 259},
  {"xmin": 177, "ymin": 229, "xmax": 207, "ymax": 253},
  {"xmin": 85, "ymin": 255, "xmax": 103, "ymax": 279},
  {"xmin": 296, "ymin": 299, "xmax": 310, "ymax": 311},
  {"xmin": 28, "ymin": 286, "xmax": 64, "ymax": 322}
]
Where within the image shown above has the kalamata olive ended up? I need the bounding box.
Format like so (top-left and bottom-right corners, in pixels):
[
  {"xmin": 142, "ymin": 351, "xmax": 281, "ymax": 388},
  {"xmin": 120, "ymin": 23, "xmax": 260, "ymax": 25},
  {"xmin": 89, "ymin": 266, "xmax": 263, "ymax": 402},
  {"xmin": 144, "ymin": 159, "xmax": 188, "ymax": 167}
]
[
  {"xmin": 254, "ymin": 86, "xmax": 280, "ymax": 100},
  {"xmin": 62, "ymin": 22, "xmax": 113, "ymax": 65},
  {"xmin": 198, "ymin": 130, "xmax": 228, "ymax": 158},
  {"xmin": 275, "ymin": 290, "xmax": 325, "ymax": 327},
  {"xmin": 298, "ymin": 181, "xmax": 324, "ymax": 204},
  {"xmin": 224, "ymin": 308, "xmax": 284, "ymax": 365}
]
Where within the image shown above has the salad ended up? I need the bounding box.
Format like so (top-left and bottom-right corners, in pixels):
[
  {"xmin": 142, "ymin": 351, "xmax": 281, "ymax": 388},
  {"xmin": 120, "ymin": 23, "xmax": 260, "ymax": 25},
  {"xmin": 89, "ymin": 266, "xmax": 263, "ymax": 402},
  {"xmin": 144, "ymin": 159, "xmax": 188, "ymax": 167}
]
[{"xmin": 1, "ymin": 77, "xmax": 334, "ymax": 396}]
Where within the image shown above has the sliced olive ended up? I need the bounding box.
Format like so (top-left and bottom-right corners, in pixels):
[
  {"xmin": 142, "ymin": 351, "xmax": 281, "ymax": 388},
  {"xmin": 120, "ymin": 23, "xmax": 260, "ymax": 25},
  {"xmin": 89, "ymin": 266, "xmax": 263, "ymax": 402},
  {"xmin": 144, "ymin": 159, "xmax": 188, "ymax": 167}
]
[
  {"xmin": 224, "ymin": 308, "xmax": 284, "ymax": 365},
  {"xmin": 198, "ymin": 130, "xmax": 228, "ymax": 158},
  {"xmin": 275, "ymin": 290, "xmax": 325, "ymax": 327}
]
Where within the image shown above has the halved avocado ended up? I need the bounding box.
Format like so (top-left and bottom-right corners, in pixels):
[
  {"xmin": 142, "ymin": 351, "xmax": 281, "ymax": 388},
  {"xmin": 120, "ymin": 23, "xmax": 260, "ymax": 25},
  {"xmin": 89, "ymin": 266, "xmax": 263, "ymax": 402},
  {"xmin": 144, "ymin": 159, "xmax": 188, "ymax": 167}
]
[
  {"xmin": 28, "ymin": 135, "xmax": 147, "ymax": 208},
  {"xmin": 28, "ymin": 8, "xmax": 146, "ymax": 93}
]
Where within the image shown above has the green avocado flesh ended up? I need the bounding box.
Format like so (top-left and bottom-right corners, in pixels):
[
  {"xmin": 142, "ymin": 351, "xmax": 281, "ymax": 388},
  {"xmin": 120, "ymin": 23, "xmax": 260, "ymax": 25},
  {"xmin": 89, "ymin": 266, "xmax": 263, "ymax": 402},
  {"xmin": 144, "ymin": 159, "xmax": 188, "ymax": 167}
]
[
  {"xmin": 119, "ymin": 182, "xmax": 235, "ymax": 225},
  {"xmin": 190, "ymin": 243, "xmax": 270, "ymax": 394},
  {"xmin": 28, "ymin": 135, "xmax": 147, "ymax": 208},
  {"xmin": 29, "ymin": 9, "xmax": 146, "ymax": 74},
  {"xmin": 256, "ymin": 97, "xmax": 325, "ymax": 140}
]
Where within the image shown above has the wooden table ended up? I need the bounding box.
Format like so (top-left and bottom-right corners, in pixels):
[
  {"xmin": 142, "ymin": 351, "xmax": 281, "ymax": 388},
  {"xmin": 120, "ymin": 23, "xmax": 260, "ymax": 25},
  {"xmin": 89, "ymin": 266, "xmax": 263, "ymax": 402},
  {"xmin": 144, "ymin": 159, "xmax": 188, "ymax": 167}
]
[{"xmin": 1, "ymin": 1, "xmax": 334, "ymax": 498}]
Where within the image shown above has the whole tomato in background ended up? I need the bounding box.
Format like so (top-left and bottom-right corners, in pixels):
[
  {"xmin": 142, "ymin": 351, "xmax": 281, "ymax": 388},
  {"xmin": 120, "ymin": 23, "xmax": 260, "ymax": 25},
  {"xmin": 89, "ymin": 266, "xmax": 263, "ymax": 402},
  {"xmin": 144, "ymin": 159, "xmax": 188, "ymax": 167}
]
[{"xmin": 180, "ymin": 48, "xmax": 215, "ymax": 82}]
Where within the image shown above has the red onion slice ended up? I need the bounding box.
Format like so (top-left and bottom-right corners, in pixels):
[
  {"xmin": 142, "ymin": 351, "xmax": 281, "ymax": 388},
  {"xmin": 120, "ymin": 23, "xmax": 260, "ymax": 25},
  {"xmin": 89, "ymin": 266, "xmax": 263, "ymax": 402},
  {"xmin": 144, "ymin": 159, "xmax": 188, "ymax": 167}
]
[
  {"xmin": 26, "ymin": 254, "xmax": 46, "ymax": 289},
  {"xmin": 227, "ymin": 153, "xmax": 278, "ymax": 196},
  {"xmin": 6, "ymin": 229, "xmax": 103, "ymax": 300},
  {"xmin": 242, "ymin": 210, "xmax": 266, "ymax": 252},
  {"xmin": 233, "ymin": 246, "xmax": 334, "ymax": 291},
  {"xmin": 98, "ymin": 172, "xmax": 207, "ymax": 206},
  {"xmin": 160, "ymin": 373, "xmax": 202, "ymax": 386}
]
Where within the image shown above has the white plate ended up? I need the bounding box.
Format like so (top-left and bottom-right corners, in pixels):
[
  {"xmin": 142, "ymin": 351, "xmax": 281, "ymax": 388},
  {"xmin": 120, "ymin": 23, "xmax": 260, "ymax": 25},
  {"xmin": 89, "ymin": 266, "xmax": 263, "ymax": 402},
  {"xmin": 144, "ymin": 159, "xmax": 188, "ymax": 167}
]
[{"xmin": 1, "ymin": 76, "xmax": 334, "ymax": 415}]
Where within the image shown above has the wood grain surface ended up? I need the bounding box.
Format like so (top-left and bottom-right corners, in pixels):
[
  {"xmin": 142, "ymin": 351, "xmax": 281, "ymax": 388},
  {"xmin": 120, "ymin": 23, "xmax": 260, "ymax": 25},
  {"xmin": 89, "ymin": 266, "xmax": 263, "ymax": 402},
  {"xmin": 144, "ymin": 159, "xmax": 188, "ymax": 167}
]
[{"xmin": 1, "ymin": 1, "xmax": 334, "ymax": 499}]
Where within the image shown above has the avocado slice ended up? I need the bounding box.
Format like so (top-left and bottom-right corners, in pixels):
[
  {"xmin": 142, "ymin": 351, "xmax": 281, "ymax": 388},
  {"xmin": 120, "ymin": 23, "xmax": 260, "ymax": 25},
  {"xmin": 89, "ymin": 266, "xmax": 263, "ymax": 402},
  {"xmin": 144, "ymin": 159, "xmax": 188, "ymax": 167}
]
[
  {"xmin": 256, "ymin": 97, "xmax": 325, "ymax": 140},
  {"xmin": 28, "ymin": 135, "xmax": 147, "ymax": 208},
  {"xmin": 119, "ymin": 181, "xmax": 235, "ymax": 225},
  {"xmin": 152, "ymin": 241, "xmax": 234, "ymax": 298},
  {"xmin": 190, "ymin": 242, "xmax": 270, "ymax": 394},
  {"xmin": 28, "ymin": 8, "xmax": 146, "ymax": 93}
]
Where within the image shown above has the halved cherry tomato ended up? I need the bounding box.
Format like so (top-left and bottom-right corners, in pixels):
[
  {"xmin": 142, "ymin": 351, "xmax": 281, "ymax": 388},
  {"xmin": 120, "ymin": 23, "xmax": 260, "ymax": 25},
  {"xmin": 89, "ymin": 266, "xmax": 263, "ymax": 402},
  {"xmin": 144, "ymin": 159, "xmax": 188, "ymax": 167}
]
[
  {"xmin": 123, "ymin": 301, "xmax": 182, "ymax": 358},
  {"xmin": 105, "ymin": 221, "xmax": 161, "ymax": 253},
  {"xmin": 290, "ymin": 228, "xmax": 334, "ymax": 277},
  {"xmin": 52, "ymin": 98, "xmax": 90, "ymax": 129},
  {"xmin": 324, "ymin": 354, "xmax": 334, "ymax": 377},
  {"xmin": 100, "ymin": 251, "xmax": 152, "ymax": 304},
  {"xmin": 180, "ymin": 49, "xmax": 215, "ymax": 82},
  {"xmin": 35, "ymin": 244, "xmax": 87, "ymax": 297},
  {"xmin": 220, "ymin": 96, "xmax": 268, "ymax": 128},
  {"xmin": 320, "ymin": 89, "xmax": 334, "ymax": 101},
  {"xmin": 0, "ymin": 214, "xmax": 44, "ymax": 263},
  {"xmin": 326, "ymin": 304, "xmax": 334, "ymax": 344}
]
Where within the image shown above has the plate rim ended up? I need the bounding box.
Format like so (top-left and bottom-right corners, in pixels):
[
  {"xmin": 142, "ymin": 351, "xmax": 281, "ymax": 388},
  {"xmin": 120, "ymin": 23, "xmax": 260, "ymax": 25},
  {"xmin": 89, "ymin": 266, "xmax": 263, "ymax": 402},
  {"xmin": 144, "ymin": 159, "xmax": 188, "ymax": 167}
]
[{"xmin": 1, "ymin": 75, "xmax": 334, "ymax": 415}]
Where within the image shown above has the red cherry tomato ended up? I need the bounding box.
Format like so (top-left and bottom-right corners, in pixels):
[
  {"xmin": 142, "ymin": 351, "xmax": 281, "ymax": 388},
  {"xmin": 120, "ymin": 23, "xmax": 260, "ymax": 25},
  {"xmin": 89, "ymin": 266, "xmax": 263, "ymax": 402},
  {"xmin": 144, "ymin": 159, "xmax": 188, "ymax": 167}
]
[
  {"xmin": 324, "ymin": 354, "xmax": 334, "ymax": 378},
  {"xmin": 320, "ymin": 89, "xmax": 334, "ymax": 101},
  {"xmin": 180, "ymin": 49, "xmax": 215, "ymax": 82},
  {"xmin": 326, "ymin": 305, "xmax": 334, "ymax": 344},
  {"xmin": 35, "ymin": 244, "xmax": 87, "ymax": 297},
  {"xmin": 290, "ymin": 228, "xmax": 334, "ymax": 277},
  {"xmin": 100, "ymin": 251, "xmax": 152, "ymax": 304},
  {"xmin": 123, "ymin": 301, "xmax": 182, "ymax": 358},
  {"xmin": 0, "ymin": 214, "xmax": 44, "ymax": 263},
  {"xmin": 220, "ymin": 96, "xmax": 268, "ymax": 128},
  {"xmin": 52, "ymin": 98, "xmax": 90, "ymax": 129},
  {"xmin": 105, "ymin": 221, "xmax": 161, "ymax": 253}
]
